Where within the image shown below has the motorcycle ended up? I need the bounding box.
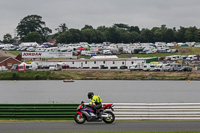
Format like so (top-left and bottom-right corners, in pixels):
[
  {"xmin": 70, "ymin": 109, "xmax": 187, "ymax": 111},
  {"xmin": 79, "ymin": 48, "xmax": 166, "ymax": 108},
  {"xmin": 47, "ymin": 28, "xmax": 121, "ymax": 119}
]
[{"xmin": 74, "ymin": 101, "xmax": 115, "ymax": 124}]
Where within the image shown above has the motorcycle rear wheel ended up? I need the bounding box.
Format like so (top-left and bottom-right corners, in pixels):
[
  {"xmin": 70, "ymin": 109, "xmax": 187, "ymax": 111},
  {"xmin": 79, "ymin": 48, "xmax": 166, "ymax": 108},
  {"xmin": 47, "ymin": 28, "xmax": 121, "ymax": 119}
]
[
  {"xmin": 74, "ymin": 113, "xmax": 86, "ymax": 124},
  {"xmin": 103, "ymin": 111, "xmax": 115, "ymax": 124}
]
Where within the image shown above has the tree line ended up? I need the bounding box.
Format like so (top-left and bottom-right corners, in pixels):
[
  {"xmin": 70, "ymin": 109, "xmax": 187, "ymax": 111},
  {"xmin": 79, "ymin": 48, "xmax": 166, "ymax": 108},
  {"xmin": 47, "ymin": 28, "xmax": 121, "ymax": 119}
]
[{"xmin": 1, "ymin": 14, "xmax": 200, "ymax": 44}]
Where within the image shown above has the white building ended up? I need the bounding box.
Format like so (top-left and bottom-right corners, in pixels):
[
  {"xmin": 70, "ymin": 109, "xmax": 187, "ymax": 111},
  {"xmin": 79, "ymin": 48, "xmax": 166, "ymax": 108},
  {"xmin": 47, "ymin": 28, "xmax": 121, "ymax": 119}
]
[{"xmin": 38, "ymin": 57, "xmax": 157, "ymax": 69}]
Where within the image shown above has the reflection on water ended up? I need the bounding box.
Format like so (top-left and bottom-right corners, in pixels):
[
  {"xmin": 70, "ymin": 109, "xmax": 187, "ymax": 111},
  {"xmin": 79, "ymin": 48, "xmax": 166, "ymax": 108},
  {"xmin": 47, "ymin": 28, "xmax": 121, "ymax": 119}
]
[{"xmin": 0, "ymin": 80, "xmax": 199, "ymax": 103}]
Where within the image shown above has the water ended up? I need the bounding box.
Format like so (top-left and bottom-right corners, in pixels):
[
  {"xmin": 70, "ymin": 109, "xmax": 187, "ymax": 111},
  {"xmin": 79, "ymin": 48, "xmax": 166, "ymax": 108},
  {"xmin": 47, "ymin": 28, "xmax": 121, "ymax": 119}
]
[{"xmin": 0, "ymin": 80, "xmax": 199, "ymax": 103}]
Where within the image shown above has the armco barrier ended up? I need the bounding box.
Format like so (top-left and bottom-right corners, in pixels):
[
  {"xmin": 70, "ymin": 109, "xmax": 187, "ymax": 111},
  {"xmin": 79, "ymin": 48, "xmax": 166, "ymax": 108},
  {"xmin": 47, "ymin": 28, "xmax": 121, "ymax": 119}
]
[
  {"xmin": 1, "ymin": 103, "xmax": 200, "ymax": 120},
  {"xmin": 0, "ymin": 104, "xmax": 79, "ymax": 120},
  {"xmin": 113, "ymin": 103, "xmax": 200, "ymax": 120}
]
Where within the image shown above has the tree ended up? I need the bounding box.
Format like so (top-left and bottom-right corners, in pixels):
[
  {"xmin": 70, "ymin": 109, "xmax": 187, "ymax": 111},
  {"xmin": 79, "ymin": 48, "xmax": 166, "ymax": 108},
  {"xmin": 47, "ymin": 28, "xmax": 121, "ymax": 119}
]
[
  {"xmin": 81, "ymin": 29, "xmax": 97, "ymax": 43},
  {"xmin": 164, "ymin": 29, "xmax": 175, "ymax": 42},
  {"xmin": 152, "ymin": 27, "xmax": 163, "ymax": 42},
  {"xmin": 195, "ymin": 29, "xmax": 200, "ymax": 42},
  {"xmin": 24, "ymin": 32, "xmax": 42, "ymax": 43},
  {"xmin": 185, "ymin": 26, "xmax": 197, "ymax": 42},
  {"xmin": 3, "ymin": 33, "xmax": 13, "ymax": 44},
  {"xmin": 16, "ymin": 14, "xmax": 52, "ymax": 41},
  {"xmin": 129, "ymin": 26, "xmax": 140, "ymax": 33},
  {"xmin": 130, "ymin": 31, "xmax": 140, "ymax": 43},
  {"xmin": 141, "ymin": 29, "xmax": 154, "ymax": 42},
  {"xmin": 114, "ymin": 23, "xmax": 130, "ymax": 30},
  {"xmin": 56, "ymin": 29, "xmax": 81, "ymax": 43},
  {"xmin": 55, "ymin": 23, "xmax": 68, "ymax": 33},
  {"xmin": 176, "ymin": 26, "xmax": 186, "ymax": 42},
  {"xmin": 81, "ymin": 25, "xmax": 93, "ymax": 30}
]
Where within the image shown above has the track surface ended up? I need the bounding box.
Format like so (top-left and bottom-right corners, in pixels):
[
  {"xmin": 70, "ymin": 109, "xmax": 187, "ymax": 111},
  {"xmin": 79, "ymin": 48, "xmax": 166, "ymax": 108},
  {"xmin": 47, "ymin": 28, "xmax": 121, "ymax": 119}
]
[{"xmin": 0, "ymin": 121, "xmax": 200, "ymax": 132}]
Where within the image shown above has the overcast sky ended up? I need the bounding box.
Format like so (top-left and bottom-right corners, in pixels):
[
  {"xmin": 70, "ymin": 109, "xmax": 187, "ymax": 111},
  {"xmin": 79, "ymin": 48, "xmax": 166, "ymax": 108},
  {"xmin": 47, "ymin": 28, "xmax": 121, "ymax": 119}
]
[{"xmin": 0, "ymin": 0, "xmax": 200, "ymax": 41}]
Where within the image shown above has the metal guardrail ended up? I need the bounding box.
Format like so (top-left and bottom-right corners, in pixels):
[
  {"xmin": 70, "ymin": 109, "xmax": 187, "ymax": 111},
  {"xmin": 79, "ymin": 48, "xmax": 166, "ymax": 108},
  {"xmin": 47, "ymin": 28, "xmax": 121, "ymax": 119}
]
[
  {"xmin": 0, "ymin": 104, "xmax": 79, "ymax": 120},
  {"xmin": 1, "ymin": 103, "xmax": 200, "ymax": 120},
  {"xmin": 113, "ymin": 103, "xmax": 200, "ymax": 120}
]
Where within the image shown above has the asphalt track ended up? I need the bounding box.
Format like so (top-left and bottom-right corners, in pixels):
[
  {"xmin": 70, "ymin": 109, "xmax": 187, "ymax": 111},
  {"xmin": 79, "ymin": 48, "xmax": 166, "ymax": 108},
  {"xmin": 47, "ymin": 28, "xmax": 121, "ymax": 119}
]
[{"xmin": 0, "ymin": 121, "xmax": 200, "ymax": 132}]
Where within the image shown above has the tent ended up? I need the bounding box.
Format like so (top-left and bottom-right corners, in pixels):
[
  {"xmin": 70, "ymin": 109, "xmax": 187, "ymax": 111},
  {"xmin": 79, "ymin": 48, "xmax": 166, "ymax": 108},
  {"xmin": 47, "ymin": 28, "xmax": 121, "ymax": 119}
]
[
  {"xmin": 150, "ymin": 44, "xmax": 156, "ymax": 47},
  {"xmin": 181, "ymin": 44, "xmax": 188, "ymax": 47},
  {"xmin": 78, "ymin": 47, "xmax": 86, "ymax": 50},
  {"xmin": 84, "ymin": 46, "xmax": 90, "ymax": 50}
]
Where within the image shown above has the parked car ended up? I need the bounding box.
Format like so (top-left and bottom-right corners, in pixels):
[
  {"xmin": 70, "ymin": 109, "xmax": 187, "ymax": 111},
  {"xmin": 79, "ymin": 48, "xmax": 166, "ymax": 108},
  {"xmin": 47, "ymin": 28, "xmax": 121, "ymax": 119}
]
[{"xmin": 178, "ymin": 66, "xmax": 192, "ymax": 72}]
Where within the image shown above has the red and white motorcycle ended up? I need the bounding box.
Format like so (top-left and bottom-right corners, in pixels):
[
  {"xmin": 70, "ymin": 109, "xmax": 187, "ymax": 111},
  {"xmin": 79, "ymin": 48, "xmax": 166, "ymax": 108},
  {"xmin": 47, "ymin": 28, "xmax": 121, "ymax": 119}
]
[{"xmin": 74, "ymin": 101, "xmax": 115, "ymax": 124}]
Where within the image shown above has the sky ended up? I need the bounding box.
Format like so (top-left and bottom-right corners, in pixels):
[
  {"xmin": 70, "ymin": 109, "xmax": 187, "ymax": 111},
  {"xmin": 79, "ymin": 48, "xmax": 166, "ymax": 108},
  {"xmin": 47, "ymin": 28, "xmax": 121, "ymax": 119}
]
[{"xmin": 0, "ymin": 0, "xmax": 200, "ymax": 41}]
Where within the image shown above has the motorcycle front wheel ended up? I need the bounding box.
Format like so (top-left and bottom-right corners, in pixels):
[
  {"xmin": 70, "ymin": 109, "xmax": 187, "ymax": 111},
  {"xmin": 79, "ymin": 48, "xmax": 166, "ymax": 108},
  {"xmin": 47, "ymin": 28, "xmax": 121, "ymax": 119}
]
[
  {"xmin": 74, "ymin": 113, "xmax": 86, "ymax": 124},
  {"xmin": 103, "ymin": 111, "xmax": 115, "ymax": 124}
]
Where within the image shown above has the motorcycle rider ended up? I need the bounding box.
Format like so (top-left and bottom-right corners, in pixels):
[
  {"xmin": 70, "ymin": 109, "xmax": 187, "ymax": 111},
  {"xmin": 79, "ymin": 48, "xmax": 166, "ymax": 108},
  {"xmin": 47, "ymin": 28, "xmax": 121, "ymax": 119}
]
[{"xmin": 88, "ymin": 92, "xmax": 102, "ymax": 118}]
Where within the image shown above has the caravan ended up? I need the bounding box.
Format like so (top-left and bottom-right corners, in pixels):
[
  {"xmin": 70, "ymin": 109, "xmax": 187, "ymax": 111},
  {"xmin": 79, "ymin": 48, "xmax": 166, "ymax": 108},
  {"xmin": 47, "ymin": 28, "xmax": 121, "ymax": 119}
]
[
  {"xmin": 129, "ymin": 63, "xmax": 143, "ymax": 71},
  {"xmin": 18, "ymin": 62, "xmax": 38, "ymax": 71},
  {"xmin": 169, "ymin": 63, "xmax": 182, "ymax": 71},
  {"xmin": 49, "ymin": 63, "xmax": 64, "ymax": 71},
  {"xmin": 142, "ymin": 63, "xmax": 156, "ymax": 71},
  {"xmin": 186, "ymin": 55, "xmax": 198, "ymax": 61}
]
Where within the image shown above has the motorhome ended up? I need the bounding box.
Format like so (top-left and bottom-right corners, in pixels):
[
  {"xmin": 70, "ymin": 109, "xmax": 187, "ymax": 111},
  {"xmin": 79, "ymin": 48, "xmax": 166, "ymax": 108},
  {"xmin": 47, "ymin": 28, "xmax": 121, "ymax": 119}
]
[
  {"xmin": 154, "ymin": 64, "xmax": 163, "ymax": 71},
  {"xmin": 169, "ymin": 63, "xmax": 182, "ymax": 71},
  {"xmin": 142, "ymin": 63, "xmax": 156, "ymax": 71},
  {"xmin": 35, "ymin": 47, "xmax": 46, "ymax": 52},
  {"xmin": 165, "ymin": 55, "xmax": 184, "ymax": 61},
  {"xmin": 186, "ymin": 55, "xmax": 198, "ymax": 61},
  {"xmin": 129, "ymin": 63, "xmax": 143, "ymax": 71},
  {"xmin": 162, "ymin": 64, "xmax": 171, "ymax": 71},
  {"xmin": 49, "ymin": 63, "xmax": 63, "ymax": 71},
  {"xmin": 103, "ymin": 50, "xmax": 112, "ymax": 55},
  {"xmin": 18, "ymin": 62, "xmax": 38, "ymax": 71},
  {"xmin": 45, "ymin": 47, "xmax": 59, "ymax": 52}
]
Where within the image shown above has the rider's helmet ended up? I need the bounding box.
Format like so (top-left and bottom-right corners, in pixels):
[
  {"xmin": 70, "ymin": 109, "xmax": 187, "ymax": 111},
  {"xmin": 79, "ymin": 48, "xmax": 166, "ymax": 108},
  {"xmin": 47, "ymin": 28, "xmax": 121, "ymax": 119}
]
[{"xmin": 88, "ymin": 92, "xmax": 94, "ymax": 99}]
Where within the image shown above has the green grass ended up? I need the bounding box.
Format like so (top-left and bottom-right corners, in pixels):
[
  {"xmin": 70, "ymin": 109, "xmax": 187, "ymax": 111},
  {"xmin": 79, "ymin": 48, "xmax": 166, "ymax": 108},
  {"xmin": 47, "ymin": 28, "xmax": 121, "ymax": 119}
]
[
  {"xmin": 6, "ymin": 46, "xmax": 200, "ymax": 59},
  {"xmin": 0, "ymin": 71, "xmax": 63, "ymax": 80},
  {"xmin": 77, "ymin": 55, "xmax": 91, "ymax": 59},
  {"xmin": 118, "ymin": 46, "xmax": 200, "ymax": 58},
  {"xmin": 7, "ymin": 50, "xmax": 23, "ymax": 56},
  {"xmin": 1, "ymin": 131, "xmax": 199, "ymax": 133}
]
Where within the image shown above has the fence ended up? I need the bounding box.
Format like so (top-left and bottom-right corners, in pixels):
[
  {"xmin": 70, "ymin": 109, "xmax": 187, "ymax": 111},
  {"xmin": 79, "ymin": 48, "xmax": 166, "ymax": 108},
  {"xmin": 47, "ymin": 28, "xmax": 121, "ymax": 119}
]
[
  {"xmin": 1, "ymin": 103, "xmax": 200, "ymax": 120},
  {"xmin": 0, "ymin": 104, "xmax": 78, "ymax": 120},
  {"xmin": 113, "ymin": 103, "xmax": 200, "ymax": 120}
]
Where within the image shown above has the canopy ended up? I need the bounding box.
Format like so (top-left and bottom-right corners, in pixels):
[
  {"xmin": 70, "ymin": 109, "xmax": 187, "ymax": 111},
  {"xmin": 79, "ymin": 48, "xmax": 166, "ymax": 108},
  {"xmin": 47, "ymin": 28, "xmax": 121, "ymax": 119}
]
[
  {"xmin": 150, "ymin": 44, "xmax": 156, "ymax": 47},
  {"xmin": 84, "ymin": 46, "xmax": 90, "ymax": 50},
  {"xmin": 181, "ymin": 44, "xmax": 188, "ymax": 47},
  {"xmin": 78, "ymin": 47, "xmax": 86, "ymax": 50}
]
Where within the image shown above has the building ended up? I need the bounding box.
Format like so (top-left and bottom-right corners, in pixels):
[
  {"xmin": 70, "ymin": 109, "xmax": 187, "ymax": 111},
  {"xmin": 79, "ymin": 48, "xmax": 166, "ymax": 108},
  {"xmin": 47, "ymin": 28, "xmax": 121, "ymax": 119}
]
[
  {"xmin": 38, "ymin": 57, "xmax": 158, "ymax": 69},
  {"xmin": 0, "ymin": 57, "xmax": 21, "ymax": 70}
]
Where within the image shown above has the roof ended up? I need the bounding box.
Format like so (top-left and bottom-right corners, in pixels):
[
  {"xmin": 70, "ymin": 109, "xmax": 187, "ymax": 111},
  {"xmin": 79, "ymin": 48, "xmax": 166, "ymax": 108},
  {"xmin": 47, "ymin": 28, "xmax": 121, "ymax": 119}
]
[
  {"xmin": 90, "ymin": 55, "xmax": 118, "ymax": 59},
  {"xmin": 0, "ymin": 57, "xmax": 9, "ymax": 63},
  {"xmin": 0, "ymin": 56, "xmax": 21, "ymax": 63},
  {"xmin": 46, "ymin": 57, "xmax": 153, "ymax": 62}
]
